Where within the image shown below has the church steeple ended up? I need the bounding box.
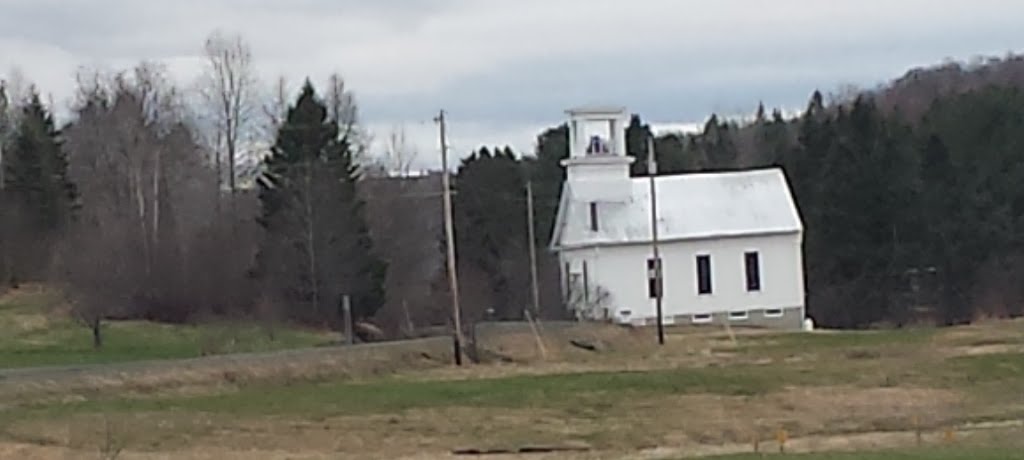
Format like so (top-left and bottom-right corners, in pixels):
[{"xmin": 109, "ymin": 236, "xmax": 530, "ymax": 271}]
[{"xmin": 561, "ymin": 106, "xmax": 635, "ymax": 202}]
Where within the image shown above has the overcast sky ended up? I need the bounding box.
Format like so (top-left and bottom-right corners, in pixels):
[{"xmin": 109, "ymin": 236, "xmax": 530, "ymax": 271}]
[{"xmin": 2, "ymin": 0, "xmax": 1023, "ymax": 170}]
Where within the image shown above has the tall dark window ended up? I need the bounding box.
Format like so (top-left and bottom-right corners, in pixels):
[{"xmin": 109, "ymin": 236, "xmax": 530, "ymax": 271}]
[
  {"xmin": 589, "ymin": 202, "xmax": 598, "ymax": 231},
  {"xmin": 647, "ymin": 258, "xmax": 662, "ymax": 299},
  {"xmin": 696, "ymin": 254, "xmax": 712, "ymax": 295},
  {"xmin": 745, "ymin": 251, "xmax": 761, "ymax": 292},
  {"xmin": 563, "ymin": 262, "xmax": 571, "ymax": 299},
  {"xmin": 582, "ymin": 261, "xmax": 590, "ymax": 302}
]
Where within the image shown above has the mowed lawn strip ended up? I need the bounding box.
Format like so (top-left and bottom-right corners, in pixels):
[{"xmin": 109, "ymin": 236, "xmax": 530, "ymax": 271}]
[
  {"xmin": 12, "ymin": 365, "xmax": 797, "ymax": 419},
  {"xmin": 0, "ymin": 288, "xmax": 333, "ymax": 369},
  {"xmin": 14, "ymin": 350, "xmax": 1024, "ymax": 422}
]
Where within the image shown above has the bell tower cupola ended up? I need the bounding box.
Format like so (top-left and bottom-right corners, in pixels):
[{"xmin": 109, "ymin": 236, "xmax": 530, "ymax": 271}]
[{"xmin": 560, "ymin": 106, "xmax": 635, "ymax": 202}]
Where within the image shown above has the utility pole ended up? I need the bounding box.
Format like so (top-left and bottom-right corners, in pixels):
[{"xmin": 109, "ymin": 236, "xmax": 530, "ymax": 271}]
[
  {"xmin": 647, "ymin": 136, "xmax": 665, "ymax": 345},
  {"xmin": 526, "ymin": 180, "xmax": 541, "ymax": 317},
  {"xmin": 435, "ymin": 109, "xmax": 464, "ymax": 366}
]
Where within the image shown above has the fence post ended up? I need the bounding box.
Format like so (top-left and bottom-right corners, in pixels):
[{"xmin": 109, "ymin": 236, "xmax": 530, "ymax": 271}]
[
  {"xmin": 343, "ymin": 295, "xmax": 353, "ymax": 346},
  {"xmin": 777, "ymin": 428, "xmax": 787, "ymax": 453},
  {"xmin": 524, "ymin": 309, "xmax": 548, "ymax": 360},
  {"xmin": 913, "ymin": 415, "xmax": 922, "ymax": 447}
]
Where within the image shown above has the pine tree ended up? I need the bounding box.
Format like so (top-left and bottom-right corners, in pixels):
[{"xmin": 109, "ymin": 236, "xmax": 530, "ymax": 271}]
[
  {"xmin": 697, "ymin": 114, "xmax": 739, "ymax": 170},
  {"xmin": 255, "ymin": 80, "xmax": 386, "ymax": 326},
  {"xmin": 809, "ymin": 97, "xmax": 918, "ymax": 327},
  {"xmin": 453, "ymin": 146, "xmax": 529, "ymax": 319},
  {"xmin": 2, "ymin": 90, "xmax": 77, "ymax": 280},
  {"xmin": 526, "ymin": 124, "xmax": 569, "ymax": 245},
  {"xmin": 0, "ymin": 83, "xmax": 11, "ymax": 288},
  {"xmin": 626, "ymin": 114, "xmax": 654, "ymax": 176}
]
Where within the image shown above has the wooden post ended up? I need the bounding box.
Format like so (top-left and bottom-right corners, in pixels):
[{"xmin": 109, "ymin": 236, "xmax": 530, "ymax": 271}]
[
  {"xmin": 524, "ymin": 309, "xmax": 548, "ymax": 359},
  {"xmin": 913, "ymin": 415, "xmax": 922, "ymax": 447},
  {"xmin": 776, "ymin": 428, "xmax": 787, "ymax": 453},
  {"xmin": 402, "ymin": 299, "xmax": 414, "ymax": 336},
  {"xmin": 343, "ymin": 294, "xmax": 353, "ymax": 345},
  {"xmin": 436, "ymin": 109, "xmax": 464, "ymax": 366},
  {"xmin": 526, "ymin": 181, "xmax": 542, "ymax": 317}
]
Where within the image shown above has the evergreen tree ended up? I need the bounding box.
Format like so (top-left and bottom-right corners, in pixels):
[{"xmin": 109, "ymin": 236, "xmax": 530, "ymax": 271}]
[
  {"xmin": 626, "ymin": 114, "xmax": 654, "ymax": 176},
  {"xmin": 917, "ymin": 134, "xmax": 971, "ymax": 323},
  {"xmin": 652, "ymin": 133, "xmax": 688, "ymax": 175},
  {"xmin": 2, "ymin": 90, "xmax": 77, "ymax": 280},
  {"xmin": 750, "ymin": 106, "xmax": 793, "ymax": 167},
  {"xmin": 916, "ymin": 86, "xmax": 1024, "ymax": 322},
  {"xmin": 812, "ymin": 97, "xmax": 918, "ymax": 327},
  {"xmin": 526, "ymin": 124, "xmax": 569, "ymax": 245},
  {"xmin": 254, "ymin": 80, "xmax": 386, "ymax": 326},
  {"xmin": 453, "ymin": 146, "xmax": 529, "ymax": 319},
  {"xmin": 0, "ymin": 83, "xmax": 10, "ymax": 287},
  {"xmin": 696, "ymin": 114, "xmax": 739, "ymax": 170}
]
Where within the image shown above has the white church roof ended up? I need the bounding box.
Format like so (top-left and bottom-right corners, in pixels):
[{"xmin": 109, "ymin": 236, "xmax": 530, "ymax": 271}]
[{"xmin": 550, "ymin": 167, "xmax": 803, "ymax": 250}]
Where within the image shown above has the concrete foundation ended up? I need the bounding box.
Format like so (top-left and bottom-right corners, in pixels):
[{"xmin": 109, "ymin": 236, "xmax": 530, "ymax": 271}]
[{"xmin": 626, "ymin": 306, "xmax": 805, "ymax": 331}]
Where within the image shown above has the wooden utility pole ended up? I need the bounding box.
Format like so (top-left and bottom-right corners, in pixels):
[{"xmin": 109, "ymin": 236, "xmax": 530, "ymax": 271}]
[
  {"xmin": 526, "ymin": 180, "xmax": 541, "ymax": 317},
  {"xmin": 647, "ymin": 136, "xmax": 665, "ymax": 345},
  {"xmin": 435, "ymin": 109, "xmax": 464, "ymax": 366}
]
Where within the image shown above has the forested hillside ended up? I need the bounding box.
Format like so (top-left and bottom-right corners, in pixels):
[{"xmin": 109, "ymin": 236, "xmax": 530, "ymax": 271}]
[{"xmin": 3, "ymin": 44, "xmax": 1024, "ymax": 341}]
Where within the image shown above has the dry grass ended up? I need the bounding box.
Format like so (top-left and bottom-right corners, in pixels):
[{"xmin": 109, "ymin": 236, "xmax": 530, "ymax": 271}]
[{"xmin": 0, "ymin": 384, "xmax": 1011, "ymax": 460}]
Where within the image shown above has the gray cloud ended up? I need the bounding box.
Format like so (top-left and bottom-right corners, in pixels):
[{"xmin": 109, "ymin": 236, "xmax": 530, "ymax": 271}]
[{"xmin": 2, "ymin": 0, "xmax": 1024, "ymax": 166}]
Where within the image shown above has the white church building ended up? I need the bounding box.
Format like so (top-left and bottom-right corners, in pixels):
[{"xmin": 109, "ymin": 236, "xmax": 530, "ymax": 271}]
[{"xmin": 549, "ymin": 106, "xmax": 806, "ymax": 330}]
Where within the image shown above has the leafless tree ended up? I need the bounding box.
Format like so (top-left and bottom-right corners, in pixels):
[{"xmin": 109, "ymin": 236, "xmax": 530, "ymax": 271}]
[
  {"xmin": 325, "ymin": 72, "xmax": 373, "ymax": 165},
  {"xmin": 2, "ymin": 66, "xmax": 30, "ymax": 107},
  {"xmin": 383, "ymin": 125, "xmax": 418, "ymax": 175},
  {"xmin": 260, "ymin": 75, "xmax": 290, "ymax": 141},
  {"xmin": 58, "ymin": 63, "xmax": 238, "ymax": 344},
  {"xmin": 361, "ymin": 173, "xmax": 445, "ymax": 336},
  {"xmin": 199, "ymin": 29, "xmax": 256, "ymax": 195},
  {"xmin": 565, "ymin": 282, "xmax": 613, "ymax": 322}
]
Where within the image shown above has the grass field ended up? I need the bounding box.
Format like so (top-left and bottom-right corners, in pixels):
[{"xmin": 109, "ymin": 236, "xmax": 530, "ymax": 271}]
[
  {"xmin": 0, "ymin": 285, "xmax": 333, "ymax": 368},
  {"xmin": 1, "ymin": 286, "xmax": 1024, "ymax": 459}
]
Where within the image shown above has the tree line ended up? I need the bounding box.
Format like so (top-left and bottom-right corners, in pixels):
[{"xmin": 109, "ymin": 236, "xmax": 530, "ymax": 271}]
[
  {"xmin": 0, "ymin": 32, "xmax": 388, "ymax": 346},
  {"xmin": 451, "ymin": 56, "xmax": 1024, "ymax": 329},
  {"xmin": 3, "ymin": 39, "xmax": 1024, "ymax": 346}
]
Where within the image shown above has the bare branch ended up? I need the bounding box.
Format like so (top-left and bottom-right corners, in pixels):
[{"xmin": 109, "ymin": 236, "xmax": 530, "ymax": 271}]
[
  {"xmin": 325, "ymin": 72, "xmax": 371, "ymax": 165},
  {"xmin": 199, "ymin": 29, "xmax": 257, "ymax": 194},
  {"xmin": 260, "ymin": 75, "xmax": 290, "ymax": 143},
  {"xmin": 383, "ymin": 124, "xmax": 418, "ymax": 175}
]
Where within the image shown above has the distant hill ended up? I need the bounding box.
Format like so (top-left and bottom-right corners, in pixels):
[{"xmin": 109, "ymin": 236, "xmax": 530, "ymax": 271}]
[{"xmin": 866, "ymin": 54, "xmax": 1024, "ymax": 119}]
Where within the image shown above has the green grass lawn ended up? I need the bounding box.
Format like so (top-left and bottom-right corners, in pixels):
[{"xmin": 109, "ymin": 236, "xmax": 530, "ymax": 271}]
[
  {"xmin": 15, "ymin": 349, "xmax": 1024, "ymax": 422},
  {"xmin": 0, "ymin": 287, "xmax": 333, "ymax": 369},
  {"xmin": 14, "ymin": 365, "xmax": 797, "ymax": 419}
]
